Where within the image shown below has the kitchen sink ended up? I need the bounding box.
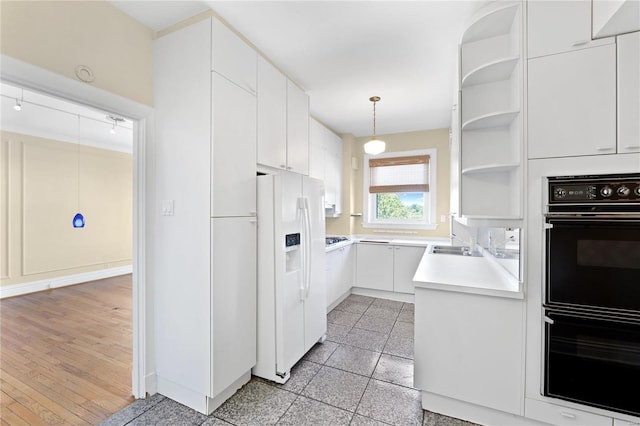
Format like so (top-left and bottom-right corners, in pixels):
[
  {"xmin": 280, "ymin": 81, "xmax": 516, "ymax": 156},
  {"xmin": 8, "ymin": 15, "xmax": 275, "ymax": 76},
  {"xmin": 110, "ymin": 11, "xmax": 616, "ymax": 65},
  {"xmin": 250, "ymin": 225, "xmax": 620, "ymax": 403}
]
[{"xmin": 430, "ymin": 245, "xmax": 482, "ymax": 257}]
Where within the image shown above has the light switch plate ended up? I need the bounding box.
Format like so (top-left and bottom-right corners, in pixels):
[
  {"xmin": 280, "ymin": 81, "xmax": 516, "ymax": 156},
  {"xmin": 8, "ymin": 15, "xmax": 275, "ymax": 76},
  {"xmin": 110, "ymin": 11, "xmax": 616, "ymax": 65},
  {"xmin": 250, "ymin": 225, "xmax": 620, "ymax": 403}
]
[{"xmin": 162, "ymin": 200, "xmax": 174, "ymax": 216}]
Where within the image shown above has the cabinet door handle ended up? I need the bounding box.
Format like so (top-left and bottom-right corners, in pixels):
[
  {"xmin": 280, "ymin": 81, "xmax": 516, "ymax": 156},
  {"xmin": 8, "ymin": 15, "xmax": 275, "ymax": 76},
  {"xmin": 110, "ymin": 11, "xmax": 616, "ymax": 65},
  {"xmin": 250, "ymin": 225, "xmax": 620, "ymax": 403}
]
[
  {"xmin": 572, "ymin": 40, "xmax": 589, "ymax": 47},
  {"xmin": 560, "ymin": 411, "xmax": 576, "ymax": 419},
  {"xmin": 249, "ymin": 218, "xmax": 257, "ymax": 223},
  {"xmin": 596, "ymin": 147, "xmax": 614, "ymax": 151},
  {"xmin": 624, "ymin": 145, "xmax": 640, "ymax": 150}
]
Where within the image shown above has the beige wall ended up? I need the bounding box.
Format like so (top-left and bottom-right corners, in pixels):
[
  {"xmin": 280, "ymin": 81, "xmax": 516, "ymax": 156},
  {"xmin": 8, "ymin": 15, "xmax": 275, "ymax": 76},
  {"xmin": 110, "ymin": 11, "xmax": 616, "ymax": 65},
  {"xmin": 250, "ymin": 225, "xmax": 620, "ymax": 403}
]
[
  {"xmin": 0, "ymin": 1, "xmax": 154, "ymax": 106},
  {"xmin": 327, "ymin": 129, "xmax": 451, "ymax": 238},
  {"xmin": 1, "ymin": 131, "xmax": 132, "ymax": 287}
]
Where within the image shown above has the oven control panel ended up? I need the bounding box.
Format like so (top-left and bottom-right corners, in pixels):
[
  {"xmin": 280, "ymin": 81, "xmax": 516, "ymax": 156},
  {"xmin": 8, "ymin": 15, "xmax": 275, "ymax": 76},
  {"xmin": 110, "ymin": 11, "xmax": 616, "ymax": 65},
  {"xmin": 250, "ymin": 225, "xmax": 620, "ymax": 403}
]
[{"xmin": 549, "ymin": 174, "xmax": 640, "ymax": 204}]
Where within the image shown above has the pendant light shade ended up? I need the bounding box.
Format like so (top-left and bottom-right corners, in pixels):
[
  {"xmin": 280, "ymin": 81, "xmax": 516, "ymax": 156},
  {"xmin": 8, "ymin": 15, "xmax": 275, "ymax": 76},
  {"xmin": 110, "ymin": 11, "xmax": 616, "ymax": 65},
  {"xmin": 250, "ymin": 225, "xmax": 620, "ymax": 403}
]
[
  {"xmin": 73, "ymin": 213, "xmax": 85, "ymax": 228},
  {"xmin": 364, "ymin": 138, "xmax": 386, "ymax": 155},
  {"xmin": 364, "ymin": 96, "xmax": 386, "ymax": 155}
]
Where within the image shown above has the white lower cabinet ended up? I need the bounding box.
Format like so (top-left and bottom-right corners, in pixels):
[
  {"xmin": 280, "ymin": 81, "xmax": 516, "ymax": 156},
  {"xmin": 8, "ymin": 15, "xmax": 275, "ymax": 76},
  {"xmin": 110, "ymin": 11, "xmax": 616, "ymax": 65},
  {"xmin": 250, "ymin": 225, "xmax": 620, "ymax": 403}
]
[
  {"xmin": 355, "ymin": 244, "xmax": 394, "ymax": 292},
  {"xmin": 392, "ymin": 246, "xmax": 425, "ymax": 294},
  {"xmin": 414, "ymin": 287, "xmax": 524, "ymax": 415},
  {"xmin": 355, "ymin": 243, "xmax": 425, "ymax": 294},
  {"xmin": 211, "ymin": 217, "xmax": 256, "ymax": 395},
  {"xmin": 326, "ymin": 245, "xmax": 353, "ymax": 309},
  {"xmin": 525, "ymin": 398, "xmax": 612, "ymax": 426}
]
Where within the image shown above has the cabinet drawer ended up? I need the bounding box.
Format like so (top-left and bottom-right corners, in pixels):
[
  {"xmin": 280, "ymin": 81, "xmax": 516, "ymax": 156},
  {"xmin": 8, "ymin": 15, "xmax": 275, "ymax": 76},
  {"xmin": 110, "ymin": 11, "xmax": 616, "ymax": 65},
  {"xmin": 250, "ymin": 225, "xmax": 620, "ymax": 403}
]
[{"xmin": 525, "ymin": 398, "xmax": 612, "ymax": 426}]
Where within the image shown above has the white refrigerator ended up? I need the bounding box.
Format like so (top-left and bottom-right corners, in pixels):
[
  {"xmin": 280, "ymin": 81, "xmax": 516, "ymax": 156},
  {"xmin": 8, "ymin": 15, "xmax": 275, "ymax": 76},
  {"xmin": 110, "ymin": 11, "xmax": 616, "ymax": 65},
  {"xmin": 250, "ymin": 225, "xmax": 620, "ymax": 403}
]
[{"xmin": 254, "ymin": 171, "xmax": 327, "ymax": 383}]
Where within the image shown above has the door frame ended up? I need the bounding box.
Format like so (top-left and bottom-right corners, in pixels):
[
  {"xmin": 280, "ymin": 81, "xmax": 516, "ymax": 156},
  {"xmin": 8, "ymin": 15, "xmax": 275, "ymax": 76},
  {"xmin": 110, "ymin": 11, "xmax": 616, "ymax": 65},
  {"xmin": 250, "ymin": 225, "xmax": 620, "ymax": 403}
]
[{"xmin": 1, "ymin": 54, "xmax": 151, "ymax": 399}]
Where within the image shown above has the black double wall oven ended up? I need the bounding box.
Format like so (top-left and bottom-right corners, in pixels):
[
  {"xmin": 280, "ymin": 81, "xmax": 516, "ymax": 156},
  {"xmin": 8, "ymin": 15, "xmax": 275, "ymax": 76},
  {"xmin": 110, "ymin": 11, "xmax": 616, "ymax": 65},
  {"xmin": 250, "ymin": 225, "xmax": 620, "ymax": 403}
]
[{"xmin": 544, "ymin": 173, "xmax": 640, "ymax": 417}]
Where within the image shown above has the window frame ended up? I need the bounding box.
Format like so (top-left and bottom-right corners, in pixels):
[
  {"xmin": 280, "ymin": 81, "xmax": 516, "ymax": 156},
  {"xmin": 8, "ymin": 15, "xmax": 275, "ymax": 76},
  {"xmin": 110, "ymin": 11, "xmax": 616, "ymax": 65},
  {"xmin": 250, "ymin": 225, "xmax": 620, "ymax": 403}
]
[{"xmin": 362, "ymin": 148, "xmax": 438, "ymax": 230}]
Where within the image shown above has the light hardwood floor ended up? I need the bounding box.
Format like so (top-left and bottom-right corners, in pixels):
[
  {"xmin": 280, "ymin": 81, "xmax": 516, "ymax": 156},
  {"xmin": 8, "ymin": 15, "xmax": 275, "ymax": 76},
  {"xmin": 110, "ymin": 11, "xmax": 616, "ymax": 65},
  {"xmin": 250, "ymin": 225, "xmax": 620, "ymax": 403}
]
[{"xmin": 0, "ymin": 275, "xmax": 134, "ymax": 425}]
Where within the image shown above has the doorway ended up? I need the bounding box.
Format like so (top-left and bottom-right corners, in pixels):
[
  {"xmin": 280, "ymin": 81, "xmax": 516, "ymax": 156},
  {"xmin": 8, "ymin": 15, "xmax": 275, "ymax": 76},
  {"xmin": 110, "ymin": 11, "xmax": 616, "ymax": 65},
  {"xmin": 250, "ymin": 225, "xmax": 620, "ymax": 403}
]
[{"xmin": 1, "ymin": 55, "xmax": 150, "ymax": 401}]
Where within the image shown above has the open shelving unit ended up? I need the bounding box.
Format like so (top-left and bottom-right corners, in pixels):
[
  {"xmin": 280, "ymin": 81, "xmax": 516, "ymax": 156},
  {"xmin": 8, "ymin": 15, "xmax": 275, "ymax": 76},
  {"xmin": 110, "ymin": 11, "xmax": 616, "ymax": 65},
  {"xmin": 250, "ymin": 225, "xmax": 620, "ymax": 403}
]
[{"xmin": 459, "ymin": 1, "xmax": 523, "ymax": 220}]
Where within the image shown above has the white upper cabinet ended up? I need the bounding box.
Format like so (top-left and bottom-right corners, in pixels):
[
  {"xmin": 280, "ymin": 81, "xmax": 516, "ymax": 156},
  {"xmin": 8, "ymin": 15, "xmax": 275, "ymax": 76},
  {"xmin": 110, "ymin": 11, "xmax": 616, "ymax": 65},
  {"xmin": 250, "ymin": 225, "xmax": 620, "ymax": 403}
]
[
  {"xmin": 308, "ymin": 118, "xmax": 325, "ymax": 180},
  {"xmin": 527, "ymin": 0, "xmax": 612, "ymax": 58},
  {"xmin": 309, "ymin": 118, "xmax": 343, "ymax": 215},
  {"xmin": 257, "ymin": 56, "xmax": 287, "ymax": 169},
  {"xmin": 211, "ymin": 73, "xmax": 257, "ymax": 217},
  {"xmin": 617, "ymin": 31, "xmax": 640, "ymax": 153},
  {"xmin": 392, "ymin": 246, "xmax": 425, "ymax": 294},
  {"xmin": 592, "ymin": 0, "xmax": 640, "ymax": 39},
  {"xmin": 257, "ymin": 59, "xmax": 310, "ymax": 175},
  {"xmin": 211, "ymin": 18, "xmax": 257, "ymax": 94},
  {"xmin": 528, "ymin": 44, "xmax": 617, "ymax": 159},
  {"xmin": 286, "ymin": 80, "xmax": 310, "ymax": 175},
  {"xmin": 324, "ymin": 131, "xmax": 343, "ymax": 215}
]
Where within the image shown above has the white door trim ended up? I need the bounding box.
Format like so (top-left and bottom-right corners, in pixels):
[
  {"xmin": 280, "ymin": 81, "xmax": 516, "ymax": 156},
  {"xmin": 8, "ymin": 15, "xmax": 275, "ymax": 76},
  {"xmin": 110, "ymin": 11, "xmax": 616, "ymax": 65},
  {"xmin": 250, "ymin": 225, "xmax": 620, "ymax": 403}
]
[{"xmin": 1, "ymin": 54, "xmax": 151, "ymax": 399}]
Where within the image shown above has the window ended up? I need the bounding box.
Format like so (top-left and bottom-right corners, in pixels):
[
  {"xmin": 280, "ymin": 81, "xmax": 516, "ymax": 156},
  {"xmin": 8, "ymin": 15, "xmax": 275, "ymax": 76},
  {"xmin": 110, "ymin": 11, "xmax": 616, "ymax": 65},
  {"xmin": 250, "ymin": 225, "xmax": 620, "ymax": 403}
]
[{"xmin": 363, "ymin": 149, "xmax": 437, "ymax": 229}]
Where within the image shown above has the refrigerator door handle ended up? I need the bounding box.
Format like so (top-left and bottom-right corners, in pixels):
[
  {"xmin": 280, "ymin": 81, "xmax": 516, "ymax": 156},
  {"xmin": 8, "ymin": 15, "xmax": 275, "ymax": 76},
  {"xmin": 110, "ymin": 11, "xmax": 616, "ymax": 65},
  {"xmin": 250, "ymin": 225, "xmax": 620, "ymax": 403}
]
[
  {"xmin": 303, "ymin": 199, "xmax": 312, "ymax": 298},
  {"xmin": 298, "ymin": 197, "xmax": 311, "ymax": 300}
]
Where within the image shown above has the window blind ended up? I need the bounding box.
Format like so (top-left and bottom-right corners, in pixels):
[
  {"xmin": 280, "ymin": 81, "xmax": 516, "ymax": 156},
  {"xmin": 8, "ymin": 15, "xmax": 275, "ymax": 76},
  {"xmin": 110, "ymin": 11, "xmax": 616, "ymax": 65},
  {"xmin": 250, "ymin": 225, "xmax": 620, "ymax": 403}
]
[{"xmin": 369, "ymin": 155, "xmax": 430, "ymax": 193}]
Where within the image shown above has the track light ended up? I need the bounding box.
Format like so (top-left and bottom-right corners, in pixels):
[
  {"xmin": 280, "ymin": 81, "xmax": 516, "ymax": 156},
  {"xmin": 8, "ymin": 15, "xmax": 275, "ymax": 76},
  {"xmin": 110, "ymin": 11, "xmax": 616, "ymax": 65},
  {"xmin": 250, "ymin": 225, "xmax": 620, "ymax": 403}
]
[
  {"xmin": 107, "ymin": 115, "xmax": 125, "ymax": 135},
  {"xmin": 13, "ymin": 88, "xmax": 23, "ymax": 111}
]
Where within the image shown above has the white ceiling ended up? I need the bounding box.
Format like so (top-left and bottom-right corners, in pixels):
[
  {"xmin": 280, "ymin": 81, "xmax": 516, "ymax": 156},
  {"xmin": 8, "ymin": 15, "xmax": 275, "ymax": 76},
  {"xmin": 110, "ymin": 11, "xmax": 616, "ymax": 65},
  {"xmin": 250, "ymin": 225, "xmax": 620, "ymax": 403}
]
[{"xmin": 110, "ymin": 0, "xmax": 487, "ymax": 137}]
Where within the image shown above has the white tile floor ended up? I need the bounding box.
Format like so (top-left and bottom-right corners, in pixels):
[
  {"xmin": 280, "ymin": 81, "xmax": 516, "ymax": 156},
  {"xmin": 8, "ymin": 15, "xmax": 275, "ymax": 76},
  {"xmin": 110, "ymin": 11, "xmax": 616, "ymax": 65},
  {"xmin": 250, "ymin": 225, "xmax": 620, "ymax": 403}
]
[{"xmin": 100, "ymin": 294, "xmax": 478, "ymax": 426}]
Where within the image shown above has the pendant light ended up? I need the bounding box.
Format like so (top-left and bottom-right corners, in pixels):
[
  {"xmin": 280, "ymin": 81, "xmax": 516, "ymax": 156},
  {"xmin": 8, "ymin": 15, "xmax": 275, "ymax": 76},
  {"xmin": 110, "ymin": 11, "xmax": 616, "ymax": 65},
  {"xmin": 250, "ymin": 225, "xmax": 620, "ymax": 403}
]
[
  {"xmin": 364, "ymin": 96, "xmax": 386, "ymax": 155},
  {"xmin": 73, "ymin": 115, "xmax": 85, "ymax": 228}
]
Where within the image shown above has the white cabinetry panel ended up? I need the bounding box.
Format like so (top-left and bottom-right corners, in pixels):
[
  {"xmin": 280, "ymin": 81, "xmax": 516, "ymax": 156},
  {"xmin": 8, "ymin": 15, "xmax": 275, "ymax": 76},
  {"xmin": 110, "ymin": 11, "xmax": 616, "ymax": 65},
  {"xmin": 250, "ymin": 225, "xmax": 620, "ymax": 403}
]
[
  {"xmin": 153, "ymin": 16, "xmax": 257, "ymax": 413},
  {"xmin": 528, "ymin": 44, "xmax": 616, "ymax": 159},
  {"xmin": 257, "ymin": 56, "xmax": 287, "ymax": 169},
  {"xmin": 309, "ymin": 118, "xmax": 343, "ymax": 214},
  {"xmin": 527, "ymin": 0, "xmax": 611, "ymax": 59},
  {"xmin": 415, "ymin": 288, "xmax": 524, "ymax": 415},
  {"xmin": 154, "ymin": 18, "xmax": 212, "ymax": 398},
  {"xmin": 393, "ymin": 246, "xmax": 425, "ymax": 294},
  {"xmin": 308, "ymin": 119, "xmax": 325, "ymax": 180},
  {"xmin": 326, "ymin": 245, "xmax": 353, "ymax": 308},
  {"xmin": 211, "ymin": 217, "xmax": 256, "ymax": 395},
  {"xmin": 592, "ymin": 0, "xmax": 640, "ymax": 39},
  {"xmin": 617, "ymin": 32, "xmax": 640, "ymax": 154},
  {"xmin": 211, "ymin": 73, "xmax": 256, "ymax": 217},
  {"xmin": 355, "ymin": 243, "xmax": 424, "ymax": 294},
  {"xmin": 356, "ymin": 244, "xmax": 394, "ymax": 292},
  {"xmin": 211, "ymin": 19, "xmax": 256, "ymax": 94},
  {"xmin": 286, "ymin": 80, "xmax": 310, "ymax": 175}
]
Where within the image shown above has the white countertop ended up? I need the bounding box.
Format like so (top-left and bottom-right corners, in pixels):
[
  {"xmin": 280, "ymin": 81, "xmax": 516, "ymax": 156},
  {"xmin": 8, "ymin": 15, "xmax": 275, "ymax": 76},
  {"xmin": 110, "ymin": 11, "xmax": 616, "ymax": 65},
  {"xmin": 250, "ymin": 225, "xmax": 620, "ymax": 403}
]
[
  {"xmin": 413, "ymin": 249, "xmax": 523, "ymax": 299},
  {"xmin": 325, "ymin": 235, "xmax": 449, "ymax": 252}
]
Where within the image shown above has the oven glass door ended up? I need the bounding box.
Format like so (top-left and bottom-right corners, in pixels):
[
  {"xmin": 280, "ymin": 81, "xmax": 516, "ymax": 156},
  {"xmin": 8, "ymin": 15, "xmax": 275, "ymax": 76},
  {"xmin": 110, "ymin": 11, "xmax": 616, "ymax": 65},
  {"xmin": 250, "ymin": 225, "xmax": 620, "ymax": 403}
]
[
  {"xmin": 546, "ymin": 219, "xmax": 640, "ymax": 313},
  {"xmin": 544, "ymin": 310, "xmax": 640, "ymax": 416}
]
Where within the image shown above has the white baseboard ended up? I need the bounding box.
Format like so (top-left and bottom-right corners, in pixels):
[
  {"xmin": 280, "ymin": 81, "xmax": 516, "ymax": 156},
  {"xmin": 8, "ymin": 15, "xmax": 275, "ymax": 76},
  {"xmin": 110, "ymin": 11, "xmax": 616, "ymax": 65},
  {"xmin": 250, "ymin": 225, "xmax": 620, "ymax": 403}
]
[
  {"xmin": 351, "ymin": 287, "xmax": 415, "ymax": 303},
  {"xmin": 0, "ymin": 265, "xmax": 133, "ymax": 299}
]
